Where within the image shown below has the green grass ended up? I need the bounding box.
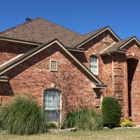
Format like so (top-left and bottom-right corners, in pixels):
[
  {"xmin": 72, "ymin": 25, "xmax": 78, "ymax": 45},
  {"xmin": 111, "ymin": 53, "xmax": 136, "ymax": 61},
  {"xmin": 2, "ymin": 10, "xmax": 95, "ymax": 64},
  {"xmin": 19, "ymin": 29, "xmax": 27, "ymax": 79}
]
[{"xmin": 1, "ymin": 129, "xmax": 140, "ymax": 140}]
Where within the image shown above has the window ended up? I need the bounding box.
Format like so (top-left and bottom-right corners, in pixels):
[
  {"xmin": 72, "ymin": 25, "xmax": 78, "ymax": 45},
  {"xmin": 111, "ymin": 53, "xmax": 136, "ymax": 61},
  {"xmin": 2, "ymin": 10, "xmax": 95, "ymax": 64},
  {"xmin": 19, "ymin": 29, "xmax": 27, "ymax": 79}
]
[
  {"xmin": 90, "ymin": 56, "xmax": 98, "ymax": 75},
  {"xmin": 44, "ymin": 89, "xmax": 61, "ymax": 122},
  {"xmin": 103, "ymin": 33, "xmax": 109, "ymax": 42},
  {"xmin": 50, "ymin": 60, "xmax": 58, "ymax": 71}
]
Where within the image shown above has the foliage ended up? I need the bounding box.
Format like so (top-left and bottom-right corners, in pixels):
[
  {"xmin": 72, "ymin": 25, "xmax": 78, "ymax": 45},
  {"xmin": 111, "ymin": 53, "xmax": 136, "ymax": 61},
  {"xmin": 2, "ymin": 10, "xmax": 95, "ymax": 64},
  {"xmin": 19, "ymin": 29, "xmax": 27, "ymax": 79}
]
[
  {"xmin": 1, "ymin": 95, "xmax": 48, "ymax": 135},
  {"xmin": 120, "ymin": 119, "xmax": 135, "ymax": 127},
  {"xmin": 101, "ymin": 97, "xmax": 121, "ymax": 127},
  {"xmin": 62, "ymin": 108, "xmax": 103, "ymax": 131},
  {"xmin": 47, "ymin": 122, "xmax": 58, "ymax": 129},
  {"xmin": 0, "ymin": 106, "xmax": 2, "ymax": 128}
]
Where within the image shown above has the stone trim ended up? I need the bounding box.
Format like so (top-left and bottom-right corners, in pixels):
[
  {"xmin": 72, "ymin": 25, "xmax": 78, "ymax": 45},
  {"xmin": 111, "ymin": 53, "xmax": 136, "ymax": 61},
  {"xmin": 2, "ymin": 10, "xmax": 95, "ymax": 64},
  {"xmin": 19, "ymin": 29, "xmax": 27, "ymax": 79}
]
[{"xmin": 49, "ymin": 128, "xmax": 77, "ymax": 133}]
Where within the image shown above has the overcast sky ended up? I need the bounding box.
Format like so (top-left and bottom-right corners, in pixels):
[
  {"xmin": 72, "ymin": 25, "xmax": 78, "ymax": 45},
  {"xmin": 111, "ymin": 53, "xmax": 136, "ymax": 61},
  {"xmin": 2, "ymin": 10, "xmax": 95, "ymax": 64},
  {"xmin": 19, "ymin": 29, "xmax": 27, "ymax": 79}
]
[{"xmin": 0, "ymin": 0, "xmax": 140, "ymax": 40}]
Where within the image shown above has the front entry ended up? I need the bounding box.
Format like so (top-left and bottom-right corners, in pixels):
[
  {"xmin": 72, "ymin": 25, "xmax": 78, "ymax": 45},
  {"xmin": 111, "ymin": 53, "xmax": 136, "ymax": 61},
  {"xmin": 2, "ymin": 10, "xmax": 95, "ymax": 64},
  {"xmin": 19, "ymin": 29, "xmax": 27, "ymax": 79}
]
[{"xmin": 127, "ymin": 58, "xmax": 139, "ymax": 118}]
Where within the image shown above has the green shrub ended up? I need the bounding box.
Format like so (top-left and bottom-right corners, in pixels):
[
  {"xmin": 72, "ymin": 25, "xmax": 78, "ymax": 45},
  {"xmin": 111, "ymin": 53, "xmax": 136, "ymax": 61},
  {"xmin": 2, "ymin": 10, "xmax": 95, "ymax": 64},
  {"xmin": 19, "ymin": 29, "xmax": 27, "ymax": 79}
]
[
  {"xmin": 0, "ymin": 107, "xmax": 2, "ymax": 128},
  {"xmin": 63, "ymin": 108, "xmax": 103, "ymax": 131},
  {"xmin": 47, "ymin": 122, "xmax": 58, "ymax": 129},
  {"xmin": 101, "ymin": 97, "xmax": 121, "ymax": 127},
  {"xmin": 1, "ymin": 95, "xmax": 48, "ymax": 135},
  {"xmin": 120, "ymin": 119, "xmax": 135, "ymax": 127}
]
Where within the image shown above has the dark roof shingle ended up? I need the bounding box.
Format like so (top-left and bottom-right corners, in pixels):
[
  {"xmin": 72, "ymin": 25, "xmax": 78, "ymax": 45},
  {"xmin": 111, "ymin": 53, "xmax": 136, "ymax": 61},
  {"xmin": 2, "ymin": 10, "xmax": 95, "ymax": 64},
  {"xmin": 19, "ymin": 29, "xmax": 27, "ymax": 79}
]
[
  {"xmin": 0, "ymin": 18, "xmax": 85, "ymax": 47},
  {"xmin": 100, "ymin": 37, "xmax": 133, "ymax": 55},
  {"xmin": 0, "ymin": 18, "xmax": 108, "ymax": 48}
]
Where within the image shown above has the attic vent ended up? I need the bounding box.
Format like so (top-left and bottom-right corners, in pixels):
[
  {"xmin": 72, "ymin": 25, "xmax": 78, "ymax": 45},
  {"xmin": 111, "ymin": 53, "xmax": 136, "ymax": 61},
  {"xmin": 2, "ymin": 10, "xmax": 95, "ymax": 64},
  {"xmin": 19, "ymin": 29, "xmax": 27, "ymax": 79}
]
[
  {"xmin": 103, "ymin": 33, "xmax": 109, "ymax": 42},
  {"xmin": 26, "ymin": 17, "xmax": 31, "ymax": 22},
  {"xmin": 50, "ymin": 60, "xmax": 58, "ymax": 71}
]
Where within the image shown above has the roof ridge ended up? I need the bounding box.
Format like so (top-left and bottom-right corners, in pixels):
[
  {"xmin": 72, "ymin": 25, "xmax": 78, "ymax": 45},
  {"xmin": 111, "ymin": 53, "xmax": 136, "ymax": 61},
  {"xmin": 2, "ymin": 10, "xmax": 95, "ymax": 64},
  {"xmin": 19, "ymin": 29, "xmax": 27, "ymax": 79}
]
[
  {"xmin": 121, "ymin": 36, "xmax": 134, "ymax": 40},
  {"xmin": 0, "ymin": 17, "xmax": 41, "ymax": 34},
  {"xmin": 119, "ymin": 36, "xmax": 140, "ymax": 49},
  {"xmin": 83, "ymin": 26, "xmax": 108, "ymax": 36},
  {"xmin": 39, "ymin": 18, "xmax": 84, "ymax": 36},
  {"xmin": 0, "ymin": 17, "xmax": 83, "ymax": 37}
]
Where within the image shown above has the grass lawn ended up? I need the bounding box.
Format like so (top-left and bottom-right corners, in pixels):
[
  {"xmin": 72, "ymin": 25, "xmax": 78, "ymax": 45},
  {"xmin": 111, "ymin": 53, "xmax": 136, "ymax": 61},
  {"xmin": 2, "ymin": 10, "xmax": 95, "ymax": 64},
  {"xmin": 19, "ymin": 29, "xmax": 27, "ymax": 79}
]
[{"xmin": 1, "ymin": 129, "xmax": 140, "ymax": 140}]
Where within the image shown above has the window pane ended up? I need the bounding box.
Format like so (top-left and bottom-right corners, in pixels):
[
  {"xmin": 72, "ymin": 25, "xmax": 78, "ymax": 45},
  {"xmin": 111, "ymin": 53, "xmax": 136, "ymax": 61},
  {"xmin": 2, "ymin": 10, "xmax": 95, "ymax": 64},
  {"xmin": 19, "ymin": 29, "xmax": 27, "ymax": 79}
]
[
  {"xmin": 44, "ymin": 90, "xmax": 61, "ymax": 122},
  {"xmin": 45, "ymin": 110, "xmax": 60, "ymax": 122},
  {"xmin": 90, "ymin": 56, "xmax": 98, "ymax": 75}
]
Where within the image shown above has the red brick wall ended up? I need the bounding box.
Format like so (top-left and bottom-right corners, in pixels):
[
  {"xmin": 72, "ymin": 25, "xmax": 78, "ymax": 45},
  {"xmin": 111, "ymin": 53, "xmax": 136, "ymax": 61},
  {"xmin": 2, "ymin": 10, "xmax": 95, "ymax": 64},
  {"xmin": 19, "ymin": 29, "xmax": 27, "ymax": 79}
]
[
  {"xmin": 0, "ymin": 43, "xmax": 102, "ymax": 115},
  {"xmin": 0, "ymin": 41, "xmax": 35, "ymax": 65},
  {"xmin": 1, "ymin": 34, "xmax": 140, "ymax": 125},
  {"xmin": 125, "ymin": 42, "xmax": 140, "ymax": 124},
  {"xmin": 105, "ymin": 42, "xmax": 140, "ymax": 125},
  {"xmin": 72, "ymin": 34, "xmax": 140, "ymax": 125},
  {"xmin": 71, "ymin": 32, "xmax": 117, "ymax": 97}
]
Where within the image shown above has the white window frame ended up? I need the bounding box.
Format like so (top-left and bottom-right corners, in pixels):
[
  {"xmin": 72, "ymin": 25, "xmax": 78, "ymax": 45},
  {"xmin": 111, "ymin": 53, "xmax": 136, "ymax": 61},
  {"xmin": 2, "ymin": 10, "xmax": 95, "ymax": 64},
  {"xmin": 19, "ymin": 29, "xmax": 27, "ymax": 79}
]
[
  {"xmin": 103, "ymin": 33, "xmax": 109, "ymax": 42},
  {"xmin": 90, "ymin": 56, "xmax": 98, "ymax": 75},
  {"xmin": 50, "ymin": 60, "xmax": 58, "ymax": 71},
  {"xmin": 44, "ymin": 89, "xmax": 61, "ymax": 122}
]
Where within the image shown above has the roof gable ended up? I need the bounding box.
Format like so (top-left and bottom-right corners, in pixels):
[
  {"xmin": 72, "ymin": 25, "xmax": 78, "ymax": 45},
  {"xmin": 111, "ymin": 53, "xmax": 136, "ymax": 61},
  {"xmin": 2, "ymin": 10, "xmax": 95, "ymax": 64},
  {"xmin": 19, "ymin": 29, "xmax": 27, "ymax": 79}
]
[
  {"xmin": 0, "ymin": 39, "xmax": 107, "ymax": 88},
  {"xmin": 0, "ymin": 18, "xmax": 85, "ymax": 48},
  {"xmin": 119, "ymin": 36, "xmax": 140, "ymax": 49},
  {"xmin": 0, "ymin": 18, "xmax": 120, "ymax": 49},
  {"xmin": 100, "ymin": 37, "xmax": 140, "ymax": 55},
  {"xmin": 76, "ymin": 26, "xmax": 121, "ymax": 48}
]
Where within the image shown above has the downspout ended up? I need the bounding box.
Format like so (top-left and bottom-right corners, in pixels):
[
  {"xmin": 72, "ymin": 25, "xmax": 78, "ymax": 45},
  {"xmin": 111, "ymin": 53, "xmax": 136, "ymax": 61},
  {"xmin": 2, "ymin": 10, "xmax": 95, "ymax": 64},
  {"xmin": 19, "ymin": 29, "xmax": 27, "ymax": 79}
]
[{"xmin": 108, "ymin": 53, "xmax": 114, "ymax": 96}]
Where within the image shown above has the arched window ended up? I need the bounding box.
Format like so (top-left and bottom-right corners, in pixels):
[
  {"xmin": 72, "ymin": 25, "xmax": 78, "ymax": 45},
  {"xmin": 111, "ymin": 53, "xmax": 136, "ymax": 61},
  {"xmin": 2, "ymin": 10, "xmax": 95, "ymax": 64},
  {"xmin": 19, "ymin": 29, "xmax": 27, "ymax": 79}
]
[
  {"xmin": 44, "ymin": 89, "xmax": 61, "ymax": 122},
  {"xmin": 90, "ymin": 56, "xmax": 98, "ymax": 75}
]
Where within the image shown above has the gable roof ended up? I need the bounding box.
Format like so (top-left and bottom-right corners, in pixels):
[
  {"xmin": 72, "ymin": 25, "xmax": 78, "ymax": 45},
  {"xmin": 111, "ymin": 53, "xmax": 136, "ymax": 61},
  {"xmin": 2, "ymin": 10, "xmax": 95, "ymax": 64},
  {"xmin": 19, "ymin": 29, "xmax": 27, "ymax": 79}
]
[
  {"xmin": 0, "ymin": 18, "xmax": 120, "ymax": 48},
  {"xmin": 0, "ymin": 39, "xmax": 107, "ymax": 88},
  {"xmin": 76, "ymin": 26, "xmax": 121, "ymax": 48},
  {"xmin": 100, "ymin": 37, "xmax": 140, "ymax": 55},
  {"xmin": 0, "ymin": 18, "xmax": 84, "ymax": 47}
]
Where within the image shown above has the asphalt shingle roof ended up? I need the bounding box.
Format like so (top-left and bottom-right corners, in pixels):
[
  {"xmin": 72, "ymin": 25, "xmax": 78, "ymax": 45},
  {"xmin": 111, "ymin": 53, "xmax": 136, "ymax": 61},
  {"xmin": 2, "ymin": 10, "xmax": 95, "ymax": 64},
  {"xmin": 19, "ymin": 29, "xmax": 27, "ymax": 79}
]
[
  {"xmin": 100, "ymin": 37, "xmax": 133, "ymax": 55},
  {"xmin": 0, "ymin": 18, "xmax": 106, "ymax": 48}
]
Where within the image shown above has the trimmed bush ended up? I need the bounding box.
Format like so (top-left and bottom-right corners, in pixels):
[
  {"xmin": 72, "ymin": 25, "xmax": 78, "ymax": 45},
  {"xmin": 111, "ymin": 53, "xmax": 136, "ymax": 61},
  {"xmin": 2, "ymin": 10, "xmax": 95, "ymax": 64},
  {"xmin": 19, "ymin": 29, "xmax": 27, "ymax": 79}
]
[
  {"xmin": 63, "ymin": 108, "xmax": 103, "ymax": 131},
  {"xmin": 120, "ymin": 119, "xmax": 135, "ymax": 127},
  {"xmin": 101, "ymin": 97, "xmax": 121, "ymax": 127},
  {"xmin": 1, "ymin": 95, "xmax": 48, "ymax": 135}
]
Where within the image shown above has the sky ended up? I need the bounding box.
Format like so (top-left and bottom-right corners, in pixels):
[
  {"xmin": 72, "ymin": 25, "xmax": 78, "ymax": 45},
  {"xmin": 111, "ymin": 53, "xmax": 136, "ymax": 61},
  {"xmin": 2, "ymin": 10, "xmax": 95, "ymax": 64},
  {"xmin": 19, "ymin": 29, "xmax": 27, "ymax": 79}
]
[{"xmin": 0, "ymin": 0, "xmax": 140, "ymax": 40}]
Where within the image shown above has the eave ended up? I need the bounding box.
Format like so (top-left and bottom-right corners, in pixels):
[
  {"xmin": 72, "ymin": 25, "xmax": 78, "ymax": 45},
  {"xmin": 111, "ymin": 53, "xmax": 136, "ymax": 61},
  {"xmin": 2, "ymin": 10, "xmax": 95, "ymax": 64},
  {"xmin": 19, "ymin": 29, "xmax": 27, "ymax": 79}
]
[
  {"xmin": 66, "ymin": 47, "xmax": 85, "ymax": 52},
  {"xmin": 0, "ymin": 37, "xmax": 42, "ymax": 46},
  {"xmin": 0, "ymin": 39, "xmax": 106, "ymax": 88},
  {"xmin": 100, "ymin": 36, "xmax": 140, "ymax": 56},
  {"xmin": 119, "ymin": 37, "xmax": 140, "ymax": 49},
  {"xmin": 100, "ymin": 48, "xmax": 126, "ymax": 56}
]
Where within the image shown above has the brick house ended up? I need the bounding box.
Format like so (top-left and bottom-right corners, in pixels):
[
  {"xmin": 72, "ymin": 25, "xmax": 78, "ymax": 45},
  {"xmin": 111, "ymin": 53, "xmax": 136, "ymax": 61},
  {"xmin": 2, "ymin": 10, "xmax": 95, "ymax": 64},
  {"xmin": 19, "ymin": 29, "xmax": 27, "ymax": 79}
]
[{"xmin": 0, "ymin": 18, "xmax": 140, "ymax": 124}]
